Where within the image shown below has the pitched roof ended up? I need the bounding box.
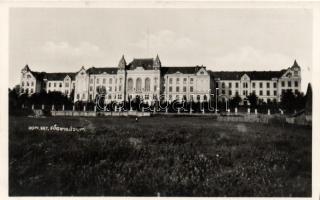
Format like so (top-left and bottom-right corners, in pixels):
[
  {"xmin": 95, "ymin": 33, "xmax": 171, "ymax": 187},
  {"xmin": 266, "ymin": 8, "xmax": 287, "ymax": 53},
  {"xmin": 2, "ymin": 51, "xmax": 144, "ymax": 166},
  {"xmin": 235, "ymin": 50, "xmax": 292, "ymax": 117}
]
[
  {"xmin": 210, "ymin": 70, "xmax": 286, "ymax": 81},
  {"xmin": 86, "ymin": 67, "xmax": 118, "ymax": 75},
  {"xmin": 45, "ymin": 73, "xmax": 76, "ymax": 81},
  {"xmin": 128, "ymin": 58, "xmax": 154, "ymax": 70},
  {"xmin": 30, "ymin": 71, "xmax": 46, "ymax": 81},
  {"xmin": 161, "ymin": 66, "xmax": 205, "ymax": 74}
]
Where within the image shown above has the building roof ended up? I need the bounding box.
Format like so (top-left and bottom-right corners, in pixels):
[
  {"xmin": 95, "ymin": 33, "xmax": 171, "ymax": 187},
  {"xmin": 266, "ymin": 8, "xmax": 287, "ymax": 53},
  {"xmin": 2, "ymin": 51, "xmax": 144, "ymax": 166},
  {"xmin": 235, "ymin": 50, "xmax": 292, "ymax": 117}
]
[
  {"xmin": 161, "ymin": 66, "xmax": 205, "ymax": 74},
  {"xmin": 86, "ymin": 67, "xmax": 118, "ymax": 75},
  {"xmin": 210, "ymin": 70, "xmax": 287, "ymax": 81},
  {"xmin": 127, "ymin": 58, "xmax": 155, "ymax": 70},
  {"xmin": 45, "ymin": 73, "xmax": 76, "ymax": 81}
]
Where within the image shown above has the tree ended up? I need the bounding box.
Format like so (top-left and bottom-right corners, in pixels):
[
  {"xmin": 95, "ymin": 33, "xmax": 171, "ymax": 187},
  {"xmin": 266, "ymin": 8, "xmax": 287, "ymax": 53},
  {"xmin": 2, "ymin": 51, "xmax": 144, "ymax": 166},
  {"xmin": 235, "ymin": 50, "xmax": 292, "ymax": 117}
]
[
  {"xmin": 229, "ymin": 93, "xmax": 242, "ymax": 108},
  {"xmin": 280, "ymin": 90, "xmax": 296, "ymax": 113},
  {"xmin": 305, "ymin": 83, "xmax": 312, "ymax": 115},
  {"xmin": 247, "ymin": 92, "xmax": 258, "ymax": 108}
]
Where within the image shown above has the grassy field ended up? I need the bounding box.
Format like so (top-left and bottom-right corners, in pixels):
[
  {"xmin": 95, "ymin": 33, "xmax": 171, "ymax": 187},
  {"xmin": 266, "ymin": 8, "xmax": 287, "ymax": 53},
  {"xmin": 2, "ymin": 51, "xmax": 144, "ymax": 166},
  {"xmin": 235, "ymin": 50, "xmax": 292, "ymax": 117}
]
[{"xmin": 9, "ymin": 116, "xmax": 311, "ymax": 196}]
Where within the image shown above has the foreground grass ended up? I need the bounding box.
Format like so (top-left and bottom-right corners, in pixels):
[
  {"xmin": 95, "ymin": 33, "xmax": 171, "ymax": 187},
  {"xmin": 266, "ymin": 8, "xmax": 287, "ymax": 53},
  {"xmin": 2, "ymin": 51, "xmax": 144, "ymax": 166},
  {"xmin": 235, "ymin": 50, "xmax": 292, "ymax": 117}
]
[{"xmin": 9, "ymin": 116, "xmax": 311, "ymax": 196}]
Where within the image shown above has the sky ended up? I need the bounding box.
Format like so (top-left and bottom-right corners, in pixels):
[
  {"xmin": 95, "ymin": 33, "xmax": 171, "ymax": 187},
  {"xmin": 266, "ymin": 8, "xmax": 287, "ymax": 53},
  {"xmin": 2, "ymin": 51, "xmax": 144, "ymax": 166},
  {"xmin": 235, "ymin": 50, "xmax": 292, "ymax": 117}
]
[{"xmin": 9, "ymin": 8, "xmax": 313, "ymax": 92}]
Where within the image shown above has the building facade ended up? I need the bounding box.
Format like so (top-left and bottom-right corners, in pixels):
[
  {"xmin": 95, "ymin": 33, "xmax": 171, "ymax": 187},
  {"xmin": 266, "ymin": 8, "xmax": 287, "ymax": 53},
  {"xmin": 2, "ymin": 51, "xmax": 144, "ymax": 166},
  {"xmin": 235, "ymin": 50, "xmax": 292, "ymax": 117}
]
[{"xmin": 19, "ymin": 56, "xmax": 302, "ymax": 104}]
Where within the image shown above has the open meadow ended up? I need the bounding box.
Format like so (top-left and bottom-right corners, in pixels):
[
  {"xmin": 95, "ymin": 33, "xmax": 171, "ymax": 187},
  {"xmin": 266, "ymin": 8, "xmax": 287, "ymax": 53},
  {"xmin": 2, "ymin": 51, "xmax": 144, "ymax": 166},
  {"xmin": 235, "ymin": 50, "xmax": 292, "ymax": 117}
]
[{"xmin": 9, "ymin": 116, "xmax": 311, "ymax": 196}]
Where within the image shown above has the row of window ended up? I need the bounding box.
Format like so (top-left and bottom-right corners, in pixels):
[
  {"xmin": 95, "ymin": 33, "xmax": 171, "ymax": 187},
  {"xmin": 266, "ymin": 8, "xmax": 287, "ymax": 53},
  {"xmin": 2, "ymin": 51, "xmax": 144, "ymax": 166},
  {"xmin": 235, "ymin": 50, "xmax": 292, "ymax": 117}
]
[
  {"xmin": 88, "ymin": 94, "xmax": 123, "ymax": 100},
  {"xmin": 220, "ymin": 89, "xmax": 299, "ymax": 96},
  {"xmin": 168, "ymin": 86, "xmax": 194, "ymax": 93},
  {"xmin": 220, "ymin": 80, "xmax": 299, "ymax": 89},
  {"xmin": 48, "ymin": 82, "xmax": 75, "ymax": 88},
  {"xmin": 167, "ymin": 94, "xmax": 208, "ymax": 101},
  {"xmin": 89, "ymin": 86, "xmax": 122, "ymax": 92},
  {"xmin": 21, "ymin": 81, "xmax": 34, "ymax": 87},
  {"xmin": 169, "ymin": 77, "xmax": 194, "ymax": 85},
  {"xmin": 20, "ymin": 88, "xmax": 34, "ymax": 94},
  {"xmin": 127, "ymin": 78, "xmax": 158, "ymax": 92},
  {"xmin": 90, "ymin": 77, "xmax": 123, "ymax": 85}
]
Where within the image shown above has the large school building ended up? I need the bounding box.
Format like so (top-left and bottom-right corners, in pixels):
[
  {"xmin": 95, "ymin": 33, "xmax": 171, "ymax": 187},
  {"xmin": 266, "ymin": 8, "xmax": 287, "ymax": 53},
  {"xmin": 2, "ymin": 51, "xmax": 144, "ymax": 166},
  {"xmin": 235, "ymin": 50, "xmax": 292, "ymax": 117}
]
[{"xmin": 19, "ymin": 55, "xmax": 301, "ymax": 104}]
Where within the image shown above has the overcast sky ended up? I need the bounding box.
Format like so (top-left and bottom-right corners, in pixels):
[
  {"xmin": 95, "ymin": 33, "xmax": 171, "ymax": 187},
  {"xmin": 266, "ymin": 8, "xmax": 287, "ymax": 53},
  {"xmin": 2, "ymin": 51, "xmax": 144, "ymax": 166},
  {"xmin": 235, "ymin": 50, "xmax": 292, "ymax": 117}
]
[{"xmin": 9, "ymin": 8, "xmax": 313, "ymax": 91}]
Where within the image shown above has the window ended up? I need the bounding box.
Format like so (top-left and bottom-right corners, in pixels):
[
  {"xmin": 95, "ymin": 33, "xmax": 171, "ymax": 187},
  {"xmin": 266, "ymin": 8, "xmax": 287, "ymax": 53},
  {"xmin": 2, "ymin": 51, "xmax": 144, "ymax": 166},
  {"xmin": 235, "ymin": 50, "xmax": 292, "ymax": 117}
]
[
  {"xmin": 119, "ymin": 85, "xmax": 122, "ymax": 91},
  {"xmin": 190, "ymin": 78, "xmax": 194, "ymax": 84},
  {"xmin": 145, "ymin": 95, "xmax": 149, "ymax": 100},
  {"xmin": 252, "ymin": 82, "xmax": 256, "ymax": 88},
  {"xmin": 90, "ymin": 78, "xmax": 93, "ymax": 84},
  {"xmin": 109, "ymin": 78, "xmax": 112, "ymax": 84},
  {"xmin": 96, "ymin": 78, "xmax": 100, "ymax": 84},
  {"xmin": 108, "ymin": 94, "xmax": 111, "ymax": 99},
  {"xmin": 197, "ymin": 95, "xmax": 200, "ymax": 101},
  {"xmin": 229, "ymin": 90, "xmax": 232, "ymax": 96},
  {"xmin": 222, "ymin": 90, "xmax": 225, "ymax": 95},
  {"xmin": 267, "ymin": 90, "xmax": 270, "ymax": 96},
  {"xmin": 118, "ymin": 94, "xmax": 122, "ymax": 99},
  {"xmin": 183, "ymin": 86, "xmax": 187, "ymax": 92},
  {"xmin": 22, "ymin": 82, "xmax": 25, "ymax": 86},
  {"xmin": 294, "ymin": 71, "xmax": 298, "ymax": 76},
  {"xmin": 267, "ymin": 82, "xmax": 270, "ymax": 88},
  {"xmin": 27, "ymin": 82, "xmax": 29, "ymax": 86},
  {"xmin": 65, "ymin": 90, "xmax": 69, "ymax": 95},
  {"xmin": 103, "ymin": 78, "xmax": 106, "ymax": 84},
  {"xmin": 59, "ymin": 83, "xmax": 62, "ymax": 87},
  {"xmin": 31, "ymin": 82, "xmax": 34, "ymax": 86},
  {"xmin": 274, "ymin": 90, "xmax": 277, "ymax": 96},
  {"xmin": 273, "ymin": 82, "xmax": 277, "ymax": 88},
  {"xmin": 65, "ymin": 82, "xmax": 69, "ymax": 87},
  {"xmin": 54, "ymin": 83, "xmax": 56, "ymax": 87},
  {"xmin": 252, "ymin": 90, "xmax": 256, "ymax": 94},
  {"xmin": 154, "ymin": 85, "xmax": 157, "ymax": 92},
  {"xmin": 109, "ymin": 86, "xmax": 112, "ymax": 92},
  {"xmin": 89, "ymin": 94, "xmax": 92, "ymax": 101},
  {"xmin": 76, "ymin": 94, "xmax": 80, "ymax": 100},
  {"xmin": 169, "ymin": 95, "xmax": 172, "ymax": 100},
  {"xmin": 26, "ymin": 88, "xmax": 29, "ymax": 94},
  {"xmin": 288, "ymin": 81, "xmax": 292, "ymax": 87},
  {"xmin": 183, "ymin": 95, "xmax": 187, "ymax": 100},
  {"xmin": 169, "ymin": 86, "xmax": 172, "ymax": 92},
  {"xmin": 259, "ymin": 82, "xmax": 263, "ymax": 88},
  {"xmin": 47, "ymin": 82, "xmax": 50, "ymax": 87},
  {"xmin": 190, "ymin": 86, "xmax": 193, "ymax": 92},
  {"xmin": 169, "ymin": 78, "xmax": 172, "ymax": 84},
  {"xmin": 243, "ymin": 82, "xmax": 247, "ymax": 88},
  {"xmin": 136, "ymin": 78, "xmax": 142, "ymax": 91},
  {"xmin": 203, "ymin": 95, "xmax": 207, "ymax": 101},
  {"xmin": 145, "ymin": 78, "xmax": 150, "ymax": 92},
  {"xmin": 128, "ymin": 78, "xmax": 133, "ymax": 91},
  {"xmin": 229, "ymin": 82, "xmax": 232, "ymax": 88},
  {"xmin": 222, "ymin": 82, "xmax": 225, "ymax": 88},
  {"xmin": 259, "ymin": 90, "xmax": 263, "ymax": 96},
  {"xmin": 27, "ymin": 75, "xmax": 31, "ymax": 79},
  {"xmin": 119, "ymin": 78, "xmax": 122, "ymax": 84},
  {"xmin": 21, "ymin": 88, "xmax": 24, "ymax": 93},
  {"xmin": 295, "ymin": 81, "xmax": 298, "ymax": 87},
  {"xmin": 176, "ymin": 78, "xmax": 180, "ymax": 84},
  {"xmin": 30, "ymin": 89, "xmax": 34, "ymax": 93},
  {"xmin": 242, "ymin": 91, "xmax": 245, "ymax": 95},
  {"xmin": 183, "ymin": 78, "xmax": 187, "ymax": 84},
  {"xmin": 89, "ymin": 86, "xmax": 93, "ymax": 92},
  {"xmin": 176, "ymin": 86, "xmax": 180, "ymax": 92},
  {"xmin": 281, "ymin": 81, "xmax": 285, "ymax": 87},
  {"xmin": 190, "ymin": 95, "xmax": 193, "ymax": 100},
  {"xmin": 235, "ymin": 82, "xmax": 239, "ymax": 88}
]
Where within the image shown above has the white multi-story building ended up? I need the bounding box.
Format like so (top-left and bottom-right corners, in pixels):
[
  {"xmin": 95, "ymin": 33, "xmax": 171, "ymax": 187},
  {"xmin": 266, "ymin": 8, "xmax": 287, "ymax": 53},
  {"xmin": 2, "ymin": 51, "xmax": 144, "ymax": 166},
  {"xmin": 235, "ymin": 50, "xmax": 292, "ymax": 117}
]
[{"xmin": 19, "ymin": 56, "xmax": 301, "ymax": 104}]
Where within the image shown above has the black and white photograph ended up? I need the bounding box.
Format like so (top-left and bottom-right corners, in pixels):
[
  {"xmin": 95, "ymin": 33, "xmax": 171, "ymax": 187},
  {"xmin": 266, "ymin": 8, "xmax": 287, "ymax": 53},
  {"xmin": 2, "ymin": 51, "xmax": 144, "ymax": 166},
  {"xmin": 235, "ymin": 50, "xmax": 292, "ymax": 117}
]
[{"xmin": 2, "ymin": 1, "xmax": 319, "ymax": 198}]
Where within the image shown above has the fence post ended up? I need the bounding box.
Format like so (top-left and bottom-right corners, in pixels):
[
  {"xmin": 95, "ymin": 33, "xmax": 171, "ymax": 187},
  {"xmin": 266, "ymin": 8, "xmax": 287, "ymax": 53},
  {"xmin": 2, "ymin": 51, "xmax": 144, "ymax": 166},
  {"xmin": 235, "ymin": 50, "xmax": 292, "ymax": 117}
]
[
  {"xmin": 268, "ymin": 109, "xmax": 270, "ymax": 115},
  {"xmin": 41, "ymin": 104, "xmax": 44, "ymax": 110},
  {"xmin": 165, "ymin": 107, "xmax": 168, "ymax": 114},
  {"xmin": 83, "ymin": 105, "xmax": 86, "ymax": 112},
  {"xmin": 247, "ymin": 108, "xmax": 250, "ymax": 114},
  {"xmin": 178, "ymin": 107, "xmax": 180, "ymax": 114},
  {"xmin": 94, "ymin": 106, "xmax": 96, "ymax": 112},
  {"xmin": 32, "ymin": 104, "xmax": 34, "ymax": 110},
  {"xmin": 255, "ymin": 109, "xmax": 257, "ymax": 115},
  {"xmin": 62, "ymin": 104, "xmax": 65, "ymax": 111},
  {"xmin": 72, "ymin": 105, "xmax": 75, "ymax": 111},
  {"xmin": 202, "ymin": 109, "xmax": 205, "ymax": 114},
  {"xmin": 51, "ymin": 104, "xmax": 54, "ymax": 111}
]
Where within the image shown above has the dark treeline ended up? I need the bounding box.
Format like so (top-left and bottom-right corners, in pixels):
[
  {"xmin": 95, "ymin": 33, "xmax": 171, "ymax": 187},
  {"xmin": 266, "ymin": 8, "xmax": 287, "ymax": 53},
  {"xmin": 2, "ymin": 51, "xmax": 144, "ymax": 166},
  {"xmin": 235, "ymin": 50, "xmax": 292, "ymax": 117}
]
[{"xmin": 9, "ymin": 84, "xmax": 309, "ymax": 116}]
